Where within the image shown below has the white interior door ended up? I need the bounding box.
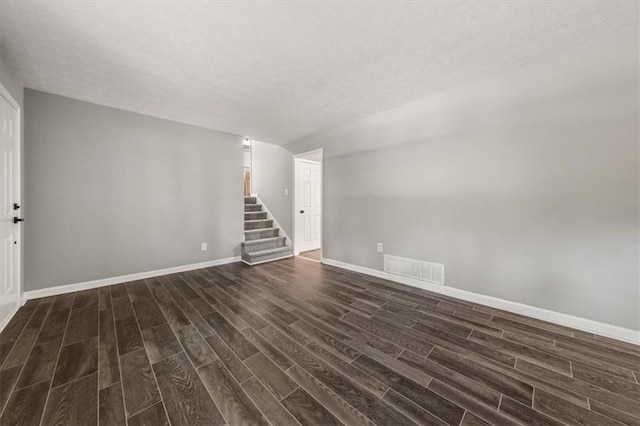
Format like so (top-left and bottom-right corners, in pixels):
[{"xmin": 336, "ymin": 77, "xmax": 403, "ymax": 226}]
[
  {"xmin": 0, "ymin": 90, "xmax": 21, "ymax": 330},
  {"xmin": 295, "ymin": 159, "xmax": 321, "ymax": 253}
]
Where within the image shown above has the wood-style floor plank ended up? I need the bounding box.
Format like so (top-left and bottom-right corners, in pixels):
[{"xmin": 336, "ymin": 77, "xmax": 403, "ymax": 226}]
[
  {"xmin": 112, "ymin": 295, "xmax": 135, "ymax": 320},
  {"xmin": 203, "ymin": 311, "xmax": 259, "ymax": 360},
  {"xmin": 0, "ymin": 367, "xmax": 21, "ymax": 415},
  {"xmin": 141, "ymin": 323, "xmax": 183, "ymax": 364},
  {"xmin": 382, "ymin": 388, "xmax": 447, "ymax": 426},
  {"xmin": 398, "ymin": 349, "xmax": 501, "ymax": 408},
  {"xmin": 115, "ymin": 315, "xmax": 144, "ymax": 356},
  {"xmin": 99, "ymin": 287, "xmax": 112, "ymax": 312},
  {"xmin": 589, "ymin": 399, "xmax": 640, "ymax": 426},
  {"xmin": 174, "ymin": 324, "xmax": 217, "ymax": 368},
  {"xmin": 203, "ymin": 333, "xmax": 252, "ymax": 383},
  {"xmin": 198, "ymin": 360, "xmax": 268, "ymax": 426},
  {"xmin": 429, "ymin": 347, "xmax": 533, "ymax": 406},
  {"xmin": 353, "ymin": 354, "xmax": 465, "ymax": 425},
  {"xmin": 147, "ymin": 278, "xmax": 174, "ymax": 305},
  {"xmin": 460, "ymin": 412, "xmax": 492, "ymax": 426},
  {"xmin": 98, "ymin": 309, "xmax": 120, "ymax": 389},
  {"xmin": 516, "ymin": 358, "xmax": 640, "ymax": 417},
  {"xmin": 52, "ymin": 337, "xmax": 99, "ymax": 387},
  {"xmin": 245, "ymin": 352, "xmax": 298, "ymax": 399},
  {"xmin": 0, "ymin": 380, "xmax": 50, "ymax": 425},
  {"xmin": 260, "ymin": 325, "xmax": 416, "ymax": 426},
  {"xmin": 120, "ymin": 349, "xmax": 161, "ymax": 417},
  {"xmin": 533, "ymin": 388, "xmax": 622, "ymax": 426},
  {"xmin": 306, "ymin": 341, "xmax": 389, "ymax": 396},
  {"xmin": 72, "ymin": 289, "xmax": 99, "ymax": 310},
  {"xmin": 41, "ymin": 373, "xmax": 98, "ymax": 426},
  {"xmin": 64, "ymin": 304, "xmax": 99, "ymax": 345},
  {"xmin": 14, "ymin": 340, "xmax": 59, "ymax": 389},
  {"xmin": 152, "ymin": 352, "xmax": 225, "ymax": 426},
  {"xmin": 241, "ymin": 376, "xmax": 302, "ymax": 426},
  {"xmin": 499, "ymin": 395, "xmax": 563, "ymax": 426},
  {"xmin": 1, "ymin": 302, "xmax": 52, "ymax": 370},
  {"xmin": 286, "ymin": 364, "xmax": 375, "ymax": 426},
  {"xmin": 281, "ymin": 387, "xmax": 344, "ymax": 426},
  {"xmin": 99, "ymin": 382, "xmax": 125, "ymax": 426},
  {"xmin": 158, "ymin": 300, "xmax": 191, "ymax": 331},
  {"xmin": 127, "ymin": 402, "xmax": 170, "ymax": 426},
  {"xmin": 51, "ymin": 293, "xmax": 75, "ymax": 312},
  {"xmin": 34, "ymin": 308, "xmax": 70, "ymax": 346},
  {"xmin": 2, "ymin": 257, "xmax": 638, "ymax": 426},
  {"xmin": 240, "ymin": 327, "xmax": 294, "ymax": 371}
]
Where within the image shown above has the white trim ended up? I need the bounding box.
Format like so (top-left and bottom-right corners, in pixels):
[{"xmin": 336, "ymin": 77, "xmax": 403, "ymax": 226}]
[
  {"xmin": 241, "ymin": 254, "xmax": 293, "ymax": 266},
  {"xmin": 321, "ymin": 257, "xmax": 640, "ymax": 345},
  {"xmin": 245, "ymin": 138, "xmax": 254, "ymax": 196},
  {"xmin": 292, "ymin": 149, "xmax": 323, "ymax": 257},
  {"xmin": 0, "ymin": 81, "xmax": 22, "ymax": 334},
  {"xmin": 23, "ymin": 256, "xmax": 241, "ymax": 300}
]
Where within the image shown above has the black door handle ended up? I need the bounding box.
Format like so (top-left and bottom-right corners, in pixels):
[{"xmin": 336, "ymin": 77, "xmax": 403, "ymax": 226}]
[
  {"xmin": 13, "ymin": 217, "xmax": 24, "ymax": 224},
  {"xmin": 13, "ymin": 203, "xmax": 20, "ymax": 210},
  {"xmin": 300, "ymin": 210, "xmax": 305, "ymax": 214}
]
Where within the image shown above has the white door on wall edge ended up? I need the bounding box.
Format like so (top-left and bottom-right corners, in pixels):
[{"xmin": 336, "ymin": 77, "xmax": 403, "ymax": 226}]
[
  {"xmin": 295, "ymin": 159, "xmax": 321, "ymax": 253},
  {"xmin": 0, "ymin": 89, "xmax": 21, "ymax": 331}
]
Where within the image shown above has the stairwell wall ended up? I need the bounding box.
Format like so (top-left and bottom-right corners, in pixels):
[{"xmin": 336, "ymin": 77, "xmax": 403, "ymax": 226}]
[
  {"xmin": 284, "ymin": 27, "xmax": 640, "ymax": 331},
  {"xmin": 24, "ymin": 89, "xmax": 244, "ymax": 292},
  {"xmin": 251, "ymin": 140, "xmax": 293, "ymax": 239}
]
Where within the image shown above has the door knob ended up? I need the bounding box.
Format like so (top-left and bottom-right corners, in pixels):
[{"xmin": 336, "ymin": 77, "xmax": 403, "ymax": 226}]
[
  {"xmin": 13, "ymin": 203, "xmax": 20, "ymax": 210},
  {"xmin": 300, "ymin": 210, "xmax": 305, "ymax": 214},
  {"xmin": 13, "ymin": 217, "xmax": 24, "ymax": 224}
]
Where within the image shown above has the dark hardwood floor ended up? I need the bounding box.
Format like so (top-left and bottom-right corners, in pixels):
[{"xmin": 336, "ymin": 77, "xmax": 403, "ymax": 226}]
[{"xmin": 1, "ymin": 257, "xmax": 639, "ymax": 425}]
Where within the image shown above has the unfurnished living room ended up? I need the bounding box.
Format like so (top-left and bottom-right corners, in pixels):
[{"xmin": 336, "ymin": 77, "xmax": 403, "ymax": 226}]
[{"xmin": 0, "ymin": 1, "xmax": 639, "ymax": 425}]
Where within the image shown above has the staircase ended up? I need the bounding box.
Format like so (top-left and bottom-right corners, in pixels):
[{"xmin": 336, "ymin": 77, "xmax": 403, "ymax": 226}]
[{"xmin": 241, "ymin": 197, "xmax": 293, "ymax": 265}]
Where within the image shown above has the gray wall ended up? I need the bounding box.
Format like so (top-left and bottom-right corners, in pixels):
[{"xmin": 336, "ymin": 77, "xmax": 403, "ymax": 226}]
[
  {"xmin": 286, "ymin": 27, "xmax": 639, "ymax": 330},
  {"xmin": 251, "ymin": 140, "xmax": 293, "ymax": 238},
  {"xmin": 0, "ymin": 53, "xmax": 23, "ymax": 107},
  {"xmin": 25, "ymin": 89, "xmax": 244, "ymax": 291}
]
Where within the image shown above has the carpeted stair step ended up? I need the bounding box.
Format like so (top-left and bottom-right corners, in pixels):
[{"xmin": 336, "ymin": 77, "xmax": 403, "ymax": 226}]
[
  {"xmin": 241, "ymin": 198, "xmax": 290, "ymax": 265},
  {"xmin": 242, "ymin": 246, "xmax": 293, "ymax": 265},
  {"xmin": 242, "ymin": 236, "xmax": 286, "ymax": 252},
  {"xmin": 244, "ymin": 211, "xmax": 268, "ymax": 220},
  {"xmin": 244, "ymin": 227, "xmax": 279, "ymax": 241},
  {"xmin": 245, "ymin": 204, "xmax": 262, "ymax": 212},
  {"xmin": 244, "ymin": 219, "xmax": 273, "ymax": 230}
]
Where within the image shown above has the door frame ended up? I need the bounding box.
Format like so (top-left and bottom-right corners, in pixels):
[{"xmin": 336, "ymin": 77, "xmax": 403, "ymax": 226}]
[
  {"xmin": 0, "ymin": 81, "xmax": 23, "ymax": 332},
  {"xmin": 292, "ymin": 149, "xmax": 323, "ymax": 259}
]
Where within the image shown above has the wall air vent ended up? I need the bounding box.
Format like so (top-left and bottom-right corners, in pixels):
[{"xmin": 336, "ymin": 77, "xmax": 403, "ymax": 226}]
[{"xmin": 383, "ymin": 255, "xmax": 445, "ymax": 286}]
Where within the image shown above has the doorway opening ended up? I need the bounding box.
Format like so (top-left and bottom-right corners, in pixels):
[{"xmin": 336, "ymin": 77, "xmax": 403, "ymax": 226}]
[
  {"xmin": 293, "ymin": 149, "xmax": 323, "ymax": 262},
  {"xmin": 243, "ymin": 138, "xmax": 252, "ymax": 197}
]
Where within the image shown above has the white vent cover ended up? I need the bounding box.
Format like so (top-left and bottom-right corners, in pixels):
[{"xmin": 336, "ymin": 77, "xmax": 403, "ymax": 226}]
[{"xmin": 384, "ymin": 255, "xmax": 445, "ymax": 286}]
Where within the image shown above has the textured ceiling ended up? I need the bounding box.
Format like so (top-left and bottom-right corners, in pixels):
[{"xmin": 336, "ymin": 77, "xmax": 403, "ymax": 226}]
[{"xmin": 0, "ymin": 1, "xmax": 637, "ymax": 144}]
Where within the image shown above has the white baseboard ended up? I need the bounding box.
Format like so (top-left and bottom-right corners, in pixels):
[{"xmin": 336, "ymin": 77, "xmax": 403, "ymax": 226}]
[
  {"xmin": 321, "ymin": 257, "xmax": 640, "ymax": 345},
  {"xmin": 23, "ymin": 256, "xmax": 241, "ymax": 300}
]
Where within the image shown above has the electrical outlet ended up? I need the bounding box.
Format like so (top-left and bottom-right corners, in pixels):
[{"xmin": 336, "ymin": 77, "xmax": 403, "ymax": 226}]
[
  {"xmin": 201, "ymin": 243, "xmax": 207, "ymax": 251},
  {"xmin": 377, "ymin": 242, "xmax": 383, "ymax": 252},
  {"xmin": 285, "ymin": 188, "xmax": 289, "ymax": 196}
]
